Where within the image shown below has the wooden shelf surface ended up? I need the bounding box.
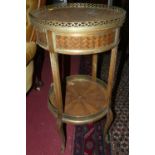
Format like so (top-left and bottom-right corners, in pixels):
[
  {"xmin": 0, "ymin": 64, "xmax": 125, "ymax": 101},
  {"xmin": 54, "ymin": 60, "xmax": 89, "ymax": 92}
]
[{"xmin": 49, "ymin": 75, "xmax": 109, "ymax": 118}]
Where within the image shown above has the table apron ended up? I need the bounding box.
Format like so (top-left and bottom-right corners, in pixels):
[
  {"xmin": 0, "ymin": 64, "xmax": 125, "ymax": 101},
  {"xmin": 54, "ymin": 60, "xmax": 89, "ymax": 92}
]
[{"xmin": 35, "ymin": 28, "xmax": 120, "ymax": 54}]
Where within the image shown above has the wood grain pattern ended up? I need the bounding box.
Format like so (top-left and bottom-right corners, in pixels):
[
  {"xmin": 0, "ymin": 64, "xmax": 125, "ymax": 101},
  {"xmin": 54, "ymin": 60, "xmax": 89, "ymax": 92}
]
[
  {"xmin": 56, "ymin": 31, "xmax": 115, "ymax": 50},
  {"xmin": 50, "ymin": 76, "xmax": 108, "ymax": 117}
]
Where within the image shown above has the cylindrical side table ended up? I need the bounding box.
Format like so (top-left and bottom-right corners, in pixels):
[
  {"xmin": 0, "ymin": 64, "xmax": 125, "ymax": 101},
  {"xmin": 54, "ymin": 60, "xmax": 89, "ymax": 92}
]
[{"xmin": 30, "ymin": 3, "xmax": 126, "ymax": 152}]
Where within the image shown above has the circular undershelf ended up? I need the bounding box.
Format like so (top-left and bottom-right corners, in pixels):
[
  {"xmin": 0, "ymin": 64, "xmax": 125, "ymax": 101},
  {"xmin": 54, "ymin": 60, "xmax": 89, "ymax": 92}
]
[{"xmin": 48, "ymin": 75, "xmax": 109, "ymax": 124}]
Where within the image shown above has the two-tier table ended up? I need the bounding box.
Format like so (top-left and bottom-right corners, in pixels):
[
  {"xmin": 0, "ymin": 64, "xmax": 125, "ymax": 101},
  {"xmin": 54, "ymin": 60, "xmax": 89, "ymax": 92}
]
[{"xmin": 29, "ymin": 3, "xmax": 126, "ymax": 152}]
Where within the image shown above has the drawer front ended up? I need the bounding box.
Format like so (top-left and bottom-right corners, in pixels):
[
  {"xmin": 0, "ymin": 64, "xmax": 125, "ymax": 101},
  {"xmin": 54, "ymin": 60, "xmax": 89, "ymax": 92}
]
[
  {"xmin": 54, "ymin": 29, "xmax": 117, "ymax": 54},
  {"xmin": 35, "ymin": 28, "xmax": 119, "ymax": 54},
  {"xmin": 56, "ymin": 30, "xmax": 115, "ymax": 50}
]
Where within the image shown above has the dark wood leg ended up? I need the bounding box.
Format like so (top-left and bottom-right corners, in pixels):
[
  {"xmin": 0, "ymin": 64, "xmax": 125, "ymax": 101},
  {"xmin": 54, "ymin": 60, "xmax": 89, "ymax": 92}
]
[
  {"xmin": 57, "ymin": 120, "xmax": 65, "ymax": 153},
  {"xmin": 33, "ymin": 45, "xmax": 45, "ymax": 91},
  {"xmin": 104, "ymin": 108, "xmax": 113, "ymax": 143}
]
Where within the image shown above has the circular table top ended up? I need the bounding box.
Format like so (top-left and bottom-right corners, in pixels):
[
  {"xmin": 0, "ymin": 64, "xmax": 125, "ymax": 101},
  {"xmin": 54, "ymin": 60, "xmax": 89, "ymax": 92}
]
[{"xmin": 29, "ymin": 3, "xmax": 126, "ymax": 32}]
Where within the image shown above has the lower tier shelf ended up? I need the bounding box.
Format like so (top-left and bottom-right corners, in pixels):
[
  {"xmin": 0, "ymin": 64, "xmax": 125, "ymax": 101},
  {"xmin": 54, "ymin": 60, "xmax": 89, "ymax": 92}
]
[{"xmin": 48, "ymin": 75, "xmax": 109, "ymax": 124}]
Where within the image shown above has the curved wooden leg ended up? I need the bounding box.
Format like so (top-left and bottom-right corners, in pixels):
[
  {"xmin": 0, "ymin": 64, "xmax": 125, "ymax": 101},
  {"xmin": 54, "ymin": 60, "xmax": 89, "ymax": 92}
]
[
  {"xmin": 104, "ymin": 108, "xmax": 113, "ymax": 143},
  {"xmin": 57, "ymin": 120, "xmax": 65, "ymax": 153}
]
